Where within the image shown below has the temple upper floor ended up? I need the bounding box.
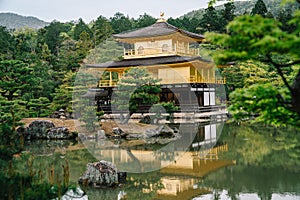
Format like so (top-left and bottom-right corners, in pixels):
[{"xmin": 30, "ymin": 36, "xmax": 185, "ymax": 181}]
[{"xmin": 113, "ymin": 20, "xmax": 204, "ymax": 59}]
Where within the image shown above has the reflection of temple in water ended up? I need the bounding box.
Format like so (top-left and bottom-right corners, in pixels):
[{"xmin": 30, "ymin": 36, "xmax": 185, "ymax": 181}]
[
  {"xmin": 80, "ymin": 123, "xmax": 235, "ymax": 199},
  {"xmin": 155, "ymin": 144, "xmax": 234, "ymax": 199}
]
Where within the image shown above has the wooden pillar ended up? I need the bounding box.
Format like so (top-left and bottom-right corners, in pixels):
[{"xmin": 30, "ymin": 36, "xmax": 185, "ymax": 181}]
[
  {"xmin": 109, "ymin": 71, "xmax": 112, "ymax": 86},
  {"xmin": 208, "ymin": 68, "xmax": 210, "ymax": 83},
  {"xmin": 194, "ymin": 67, "xmax": 197, "ymax": 82}
]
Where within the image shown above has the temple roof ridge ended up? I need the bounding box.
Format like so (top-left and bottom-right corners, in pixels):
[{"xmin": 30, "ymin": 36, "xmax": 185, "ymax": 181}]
[{"xmin": 113, "ymin": 21, "xmax": 204, "ymax": 40}]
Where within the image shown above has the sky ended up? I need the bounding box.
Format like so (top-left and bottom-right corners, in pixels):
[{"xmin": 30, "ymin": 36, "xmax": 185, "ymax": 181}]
[{"xmin": 0, "ymin": 0, "xmax": 222, "ymax": 23}]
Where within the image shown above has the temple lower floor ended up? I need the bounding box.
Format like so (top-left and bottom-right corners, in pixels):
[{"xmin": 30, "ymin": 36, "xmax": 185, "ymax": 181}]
[{"xmin": 83, "ymin": 83, "xmax": 225, "ymax": 113}]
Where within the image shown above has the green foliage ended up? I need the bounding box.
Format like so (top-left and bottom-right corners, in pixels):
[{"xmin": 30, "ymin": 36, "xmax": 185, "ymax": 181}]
[
  {"xmin": 51, "ymin": 71, "xmax": 76, "ymax": 113},
  {"xmin": 228, "ymin": 83, "xmax": 299, "ymax": 126},
  {"xmin": 0, "ymin": 26, "xmax": 15, "ymax": 60},
  {"xmin": 13, "ymin": 28, "xmax": 38, "ymax": 61},
  {"xmin": 206, "ymin": 3, "xmax": 300, "ymax": 124},
  {"xmin": 198, "ymin": 6, "xmax": 223, "ymax": 33},
  {"xmin": 110, "ymin": 12, "xmax": 133, "ymax": 34},
  {"xmin": 251, "ymin": 0, "xmax": 268, "ymax": 17},
  {"xmin": 221, "ymin": 60, "xmax": 280, "ymax": 93},
  {"xmin": 43, "ymin": 21, "xmax": 72, "ymax": 55},
  {"xmin": 79, "ymin": 105, "xmax": 101, "ymax": 131},
  {"xmin": 76, "ymin": 31, "xmax": 93, "ymax": 60},
  {"xmin": 27, "ymin": 97, "xmax": 51, "ymax": 117},
  {"xmin": 91, "ymin": 16, "xmax": 113, "ymax": 46},
  {"xmin": 0, "ymin": 60, "xmax": 33, "ymax": 100},
  {"xmin": 57, "ymin": 34, "xmax": 81, "ymax": 72},
  {"xmin": 113, "ymin": 68, "xmax": 161, "ymax": 123},
  {"xmin": 133, "ymin": 13, "xmax": 156, "ymax": 29},
  {"xmin": 206, "ymin": 15, "xmax": 289, "ymax": 64},
  {"xmin": 73, "ymin": 18, "xmax": 92, "ymax": 40},
  {"xmin": 85, "ymin": 37, "xmax": 123, "ymax": 64}
]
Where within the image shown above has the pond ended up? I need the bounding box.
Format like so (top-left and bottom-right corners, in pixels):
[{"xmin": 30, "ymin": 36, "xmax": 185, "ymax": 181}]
[{"xmin": 15, "ymin": 123, "xmax": 300, "ymax": 200}]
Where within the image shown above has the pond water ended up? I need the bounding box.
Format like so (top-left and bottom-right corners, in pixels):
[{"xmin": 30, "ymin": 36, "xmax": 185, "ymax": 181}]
[{"xmin": 19, "ymin": 123, "xmax": 300, "ymax": 200}]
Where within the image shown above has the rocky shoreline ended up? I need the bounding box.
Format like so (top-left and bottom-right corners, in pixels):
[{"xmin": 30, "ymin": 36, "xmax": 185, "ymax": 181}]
[{"xmin": 19, "ymin": 118, "xmax": 180, "ymax": 143}]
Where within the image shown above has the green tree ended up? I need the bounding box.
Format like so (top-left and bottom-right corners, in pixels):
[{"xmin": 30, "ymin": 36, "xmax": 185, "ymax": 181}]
[
  {"xmin": 251, "ymin": 0, "xmax": 268, "ymax": 17},
  {"xmin": 13, "ymin": 28, "xmax": 38, "ymax": 61},
  {"xmin": 206, "ymin": 0, "xmax": 300, "ymax": 122},
  {"xmin": 228, "ymin": 84, "xmax": 299, "ymax": 126},
  {"xmin": 79, "ymin": 105, "xmax": 101, "ymax": 131},
  {"xmin": 167, "ymin": 17, "xmax": 184, "ymax": 29},
  {"xmin": 221, "ymin": 60, "xmax": 280, "ymax": 94},
  {"xmin": 113, "ymin": 68, "xmax": 161, "ymax": 124},
  {"xmin": 43, "ymin": 21, "xmax": 71, "ymax": 55},
  {"xmin": 91, "ymin": 16, "xmax": 113, "ymax": 47},
  {"xmin": 0, "ymin": 26, "xmax": 15, "ymax": 60},
  {"xmin": 85, "ymin": 37, "xmax": 123, "ymax": 64},
  {"xmin": 277, "ymin": 8, "xmax": 297, "ymax": 33},
  {"xmin": 51, "ymin": 71, "xmax": 76, "ymax": 113},
  {"xmin": 220, "ymin": 2, "xmax": 236, "ymax": 32},
  {"xmin": 0, "ymin": 99, "xmax": 25, "ymax": 160},
  {"xmin": 133, "ymin": 13, "xmax": 156, "ymax": 28},
  {"xmin": 73, "ymin": 18, "xmax": 92, "ymax": 40},
  {"xmin": 0, "ymin": 60, "xmax": 33, "ymax": 101},
  {"xmin": 27, "ymin": 97, "xmax": 51, "ymax": 117},
  {"xmin": 110, "ymin": 12, "xmax": 133, "ymax": 34},
  {"xmin": 76, "ymin": 31, "xmax": 93, "ymax": 60},
  {"xmin": 58, "ymin": 33, "xmax": 81, "ymax": 72},
  {"xmin": 198, "ymin": 6, "xmax": 222, "ymax": 33}
]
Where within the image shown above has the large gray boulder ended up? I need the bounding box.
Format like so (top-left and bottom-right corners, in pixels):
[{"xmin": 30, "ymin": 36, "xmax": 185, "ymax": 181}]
[
  {"xmin": 27, "ymin": 120, "xmax": 55, "ymax": 139},
  {"xmin": 126, "ymin": 125, "xmax": 178, "ymax": 139},
  {"xmin": 79, "ymin": 160, "xmax": 126, "ymax": 188}
]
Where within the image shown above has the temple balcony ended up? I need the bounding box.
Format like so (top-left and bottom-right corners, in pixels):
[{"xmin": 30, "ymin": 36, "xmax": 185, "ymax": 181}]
[
  {"xmin": 123, "ymin": 47, "xmax": 199, "ymax": 59},
  {"xmin": 99, "ymin": 79, "xmax": 119, "ymax": 87},
  {"xmin": 98, "ymin": 77, "xmax": 226, "ymax": 87}
]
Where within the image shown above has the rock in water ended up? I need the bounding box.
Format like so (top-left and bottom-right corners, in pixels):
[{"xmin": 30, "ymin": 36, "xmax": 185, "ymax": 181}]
[
  {"xmin": 79, "ymin": 160, "xmax": 126, "ymax": 187},
  {"xmin": 53, "ymin": 187, "xmax": 88, "ymax": 200},
  {"xmin": 27, "ymin": 120, "xmax": 55, "ymax": 139},
  {"xmin": 47, "ymin": 126, "xmax": 72, "ymax": 139}
]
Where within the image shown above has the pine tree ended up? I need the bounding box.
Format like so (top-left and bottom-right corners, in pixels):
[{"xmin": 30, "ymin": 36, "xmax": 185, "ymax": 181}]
[
  {"xmin": 73, "ymin": 18, "xmax": 92, "ymax": 41},
  {"xmin": 251, "ymin": 0, "xmax": 268, "ymax": 17},
  {"xmin": 113, "ymin": 68, "xmax": 161, "ymax": 124}
]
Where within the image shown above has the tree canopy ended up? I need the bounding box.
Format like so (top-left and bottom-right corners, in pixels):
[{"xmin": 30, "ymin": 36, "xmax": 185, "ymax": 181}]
[
  {"xmin": 207, "ymin": 0, "xmax": 300, "ymax": 125},
  {"xmin": 113, "ymin": 67, "xmax": 161, "ymax": 123}
]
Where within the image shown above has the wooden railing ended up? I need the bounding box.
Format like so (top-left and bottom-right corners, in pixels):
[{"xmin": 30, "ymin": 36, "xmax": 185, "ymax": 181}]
[
  {"xmin": 124, "ymin": 47, "xmax": 199, "ymax": 59},
  {"xmin": 99, "ymin": 77, "xmax": 226, "ymax": 87},
  {"xmin": 99, "ymin": 79, "xmax": 119, "ymax": 87}
]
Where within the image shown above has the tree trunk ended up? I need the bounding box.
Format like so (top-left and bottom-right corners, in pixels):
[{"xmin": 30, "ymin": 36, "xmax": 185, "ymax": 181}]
[{"xmin": 291, "ymin": 71, "xmax": 300, "ymax": 118}]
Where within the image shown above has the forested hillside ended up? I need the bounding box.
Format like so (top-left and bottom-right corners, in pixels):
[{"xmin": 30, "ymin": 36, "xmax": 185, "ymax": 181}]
[
  {"xmin": 182, "ymin": 0, "xmax": 299, "ymax": 19},
  {"xmin": 0, "ymin": 13, "xmax": 49, "ymax": 29}
]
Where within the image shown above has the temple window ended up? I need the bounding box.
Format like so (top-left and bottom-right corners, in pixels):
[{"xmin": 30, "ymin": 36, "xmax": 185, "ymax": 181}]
[
  {"xmin": 162, "ymin": 44, "xmax": 168, "ymax": 52},
  {"xmin": 138, "ymin": 46, "xmax": 144, "ymax": 55}
]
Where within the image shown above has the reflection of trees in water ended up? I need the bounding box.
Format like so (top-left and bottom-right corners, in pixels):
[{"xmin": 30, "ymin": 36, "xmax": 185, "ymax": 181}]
[
  {"xmin": 24, "ymin": 140, "xmax": 77, "ymax": 156},
  {"xmin": 222, "ymin": 124, "xmax": 300, "ymax": 171},
  {"xmin": 197, "ymin": 124, "xmax": 300, "ymax": 200},
  {"xmin": 235, "ymin": 126, "xmax": 271, "ymax": 165},
  {"xmin": 202, "ymin": 165, "xmax": 300, "ymax": 200}
]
